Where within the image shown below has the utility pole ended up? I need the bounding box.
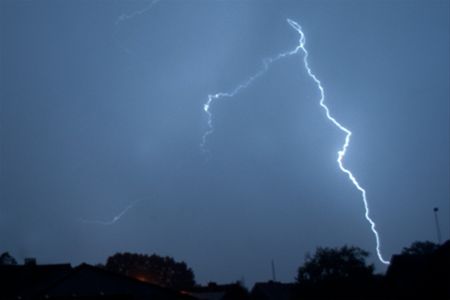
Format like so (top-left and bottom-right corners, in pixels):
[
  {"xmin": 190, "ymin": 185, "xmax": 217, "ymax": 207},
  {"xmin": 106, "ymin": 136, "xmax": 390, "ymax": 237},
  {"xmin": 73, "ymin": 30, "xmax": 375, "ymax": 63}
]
[
  {"xmin": 271, "ymin": 260, "xmax": 277, "ymax": 282},
  {"xmin": 433, "ymin": 207, "xmax": 442, "ymax": 244}
]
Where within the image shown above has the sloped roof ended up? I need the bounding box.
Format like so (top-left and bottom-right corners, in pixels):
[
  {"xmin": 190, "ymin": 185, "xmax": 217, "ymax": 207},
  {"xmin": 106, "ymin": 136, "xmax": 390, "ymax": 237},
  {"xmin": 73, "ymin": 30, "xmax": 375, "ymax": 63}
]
[
  {"xmin": 0, "ymin": 263, "xmax": 72, "ymax": 299},
  {"xmin": 38, "ymin": 263, "xmax": 196, "ymax": 300},
  {"xmin": 251, "ymin": 281, "xmax": 295, "ymax": 300}
]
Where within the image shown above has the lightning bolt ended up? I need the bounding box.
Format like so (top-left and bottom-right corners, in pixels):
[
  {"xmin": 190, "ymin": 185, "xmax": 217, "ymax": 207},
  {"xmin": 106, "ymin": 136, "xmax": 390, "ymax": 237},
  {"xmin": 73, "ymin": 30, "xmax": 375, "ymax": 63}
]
[
  {"xmin": 113, "ymin": 0, "xmax": 163, "ymax": 60},
  {"xmin": 201, "ymin": 40, "xmax": 303, "ymax": 154},
  {"xmin": 80, "ymin": 199, "xmax": 141, "ymax": 226},
  {"xmin": 201, "ymin": 19, "xmax": 390, "ymax": 265},
  {"xmin": 116, "ymin": 0, "xmax": 161, "ymax": 25}
]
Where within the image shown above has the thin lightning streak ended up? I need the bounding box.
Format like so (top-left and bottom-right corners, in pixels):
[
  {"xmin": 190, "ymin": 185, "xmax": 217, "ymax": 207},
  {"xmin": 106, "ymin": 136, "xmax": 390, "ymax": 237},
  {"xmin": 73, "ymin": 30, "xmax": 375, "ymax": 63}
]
[
  {"xmin": 116, "ymin": 0, "xmax": 161, "ymax": 25},
  {"xmin": 80, "ymin": 199, "xmax": 141, "ymax": 226},
  {"xmin": 114, "ymin": 0, "xmax": 162, "ymax": 57},
  {"xmin": 201, "ymin": 19, "xmax": 390, "ymax": 265},
  {"xmin": 201, "ymin": 39, "xmax": 302, "ymax": 153}
]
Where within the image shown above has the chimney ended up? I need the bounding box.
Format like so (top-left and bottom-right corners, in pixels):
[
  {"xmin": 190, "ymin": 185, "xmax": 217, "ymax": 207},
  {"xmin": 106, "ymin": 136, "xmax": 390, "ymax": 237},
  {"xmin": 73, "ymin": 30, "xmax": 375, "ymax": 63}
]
[{"xmin": 24, "ymin": 258, "xmax": 37, "ymax": 266}]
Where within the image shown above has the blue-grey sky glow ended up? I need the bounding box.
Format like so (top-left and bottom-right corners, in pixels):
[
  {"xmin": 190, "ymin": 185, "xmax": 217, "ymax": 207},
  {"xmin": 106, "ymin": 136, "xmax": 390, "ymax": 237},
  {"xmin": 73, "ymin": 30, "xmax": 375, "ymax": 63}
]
[{"xmin": 1, "ymin": 0, "xmax": 449, "ymax": 286}]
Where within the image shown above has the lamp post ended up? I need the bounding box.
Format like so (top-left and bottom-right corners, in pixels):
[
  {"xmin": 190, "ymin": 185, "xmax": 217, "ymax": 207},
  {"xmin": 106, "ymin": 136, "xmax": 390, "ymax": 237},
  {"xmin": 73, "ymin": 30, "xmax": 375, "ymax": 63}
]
[{"xmin": 433, "ymin": 207, "xmax": 442, "ymax": 244}]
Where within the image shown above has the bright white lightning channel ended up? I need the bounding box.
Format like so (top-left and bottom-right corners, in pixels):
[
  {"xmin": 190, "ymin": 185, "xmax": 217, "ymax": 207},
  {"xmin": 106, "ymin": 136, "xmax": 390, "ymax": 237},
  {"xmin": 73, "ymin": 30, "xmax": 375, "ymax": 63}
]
[
  {"xmin": 80, "ymin": 199, "xmax": 141, "ymax": 226},
  {"xmin": 201, "ymin": 19, "xmax": 390, "ymax": 265}
]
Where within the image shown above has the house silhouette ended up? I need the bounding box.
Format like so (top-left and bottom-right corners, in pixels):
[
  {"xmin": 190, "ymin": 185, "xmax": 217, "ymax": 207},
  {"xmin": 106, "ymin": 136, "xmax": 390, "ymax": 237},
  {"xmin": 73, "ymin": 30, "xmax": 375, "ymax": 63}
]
[{"xmin": 1, "ymin": 262, "xmax": 196, "ymax": 300}]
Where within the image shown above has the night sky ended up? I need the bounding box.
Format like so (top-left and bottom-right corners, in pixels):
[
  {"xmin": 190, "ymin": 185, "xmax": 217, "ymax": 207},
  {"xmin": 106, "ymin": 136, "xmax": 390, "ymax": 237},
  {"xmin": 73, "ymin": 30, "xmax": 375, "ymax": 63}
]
[{"xmin": 1, "ymin": 0, "xmax": 449, "ymax": 286}]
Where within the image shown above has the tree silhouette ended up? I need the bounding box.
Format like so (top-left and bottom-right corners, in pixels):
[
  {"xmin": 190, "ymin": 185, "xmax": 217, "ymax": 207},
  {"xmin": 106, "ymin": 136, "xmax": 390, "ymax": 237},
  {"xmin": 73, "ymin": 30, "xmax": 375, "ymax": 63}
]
[
  {"xmin": 0, "ymin": 252, "xmax": 17, "ymax": 265},
  {"xmin": 297, "ymin": 245, "xmax": 374, "ymax": 284},
  {"xmin": 400, "ymin": 241, "xmax": 439, "ymax": 256},
  {"xmin": 105, "ymin": 252, "xmax": 195, "ymax": 290},
  {"xmin": 295, "ymin": 246, "xmax": 380, "ymax": 299},
  {"xmin": 387, "ymin": 240, "xmax": 449, "ymax": 299}
]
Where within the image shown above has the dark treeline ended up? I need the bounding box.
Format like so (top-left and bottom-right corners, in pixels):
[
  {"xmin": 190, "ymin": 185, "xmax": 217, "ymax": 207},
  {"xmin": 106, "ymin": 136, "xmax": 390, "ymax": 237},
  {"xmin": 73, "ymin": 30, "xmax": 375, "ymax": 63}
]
[
  {"xmin": 292, "ymin": 241, "xmax": 449, "ymax": 299},
  {"xmin": 0, "ymin": 240, "xmax": 449, "ymax": 299}
]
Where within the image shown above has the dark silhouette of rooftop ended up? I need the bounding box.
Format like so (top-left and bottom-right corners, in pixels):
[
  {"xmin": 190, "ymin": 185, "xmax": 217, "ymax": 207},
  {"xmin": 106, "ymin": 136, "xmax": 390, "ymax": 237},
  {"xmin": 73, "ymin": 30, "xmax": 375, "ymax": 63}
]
[
  {"xmin": 186, "ymin": 282, "xmax": 249, "ymax": 300},
  {"xmin": 1, "ymin": 262, "xmax": 196, "ymax": 300},
  {"xmin": 251, "ymin": 281, "xmax": 295, "ymax": 300},
  {"xmin": 0, "ymin": 262, "xmax": 73, "ymax": 299}
]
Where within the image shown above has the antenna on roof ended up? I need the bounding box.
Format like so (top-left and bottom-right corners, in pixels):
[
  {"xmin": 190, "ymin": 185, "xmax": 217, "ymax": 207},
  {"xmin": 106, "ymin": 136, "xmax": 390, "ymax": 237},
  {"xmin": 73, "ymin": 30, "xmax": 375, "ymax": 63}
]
[{"xmin": 271, "ymin": 259, "xmax": 277, "ymax": 282}]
